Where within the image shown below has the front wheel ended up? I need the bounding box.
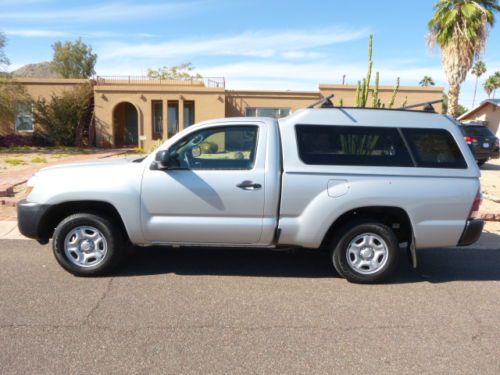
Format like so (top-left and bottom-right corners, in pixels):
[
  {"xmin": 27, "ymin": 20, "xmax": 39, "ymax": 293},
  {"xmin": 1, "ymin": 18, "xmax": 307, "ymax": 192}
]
[
  {"xmin": 332, "ymin": 221, "xmax": 399, "ymax": 284},
  {"xmin": 53, "ymin": 213, "xmax": 124, "ymax": 276}
]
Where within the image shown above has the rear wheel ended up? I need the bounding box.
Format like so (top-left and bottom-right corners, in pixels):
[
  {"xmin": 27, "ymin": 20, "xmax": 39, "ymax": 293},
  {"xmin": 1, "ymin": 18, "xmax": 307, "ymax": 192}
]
[
  {"xmin": 53, "ymin": 213, "xmax": 124, "ymax": 276},
  {"xmin": 331, "ymin": 221, "xmax": 399, "ymax": 283}
]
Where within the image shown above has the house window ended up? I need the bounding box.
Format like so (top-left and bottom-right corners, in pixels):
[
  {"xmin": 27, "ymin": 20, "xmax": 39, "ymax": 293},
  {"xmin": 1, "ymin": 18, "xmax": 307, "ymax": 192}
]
[
  {"xmin": 168, "ymin": 101, "xmax": 179, "ymax": 138},
  {"xmin": 152, "ymin": 101, "xmax": 163, "ymax": 140},
  {"xmin": 245, "ymin": 107, "xmax": 291, "ymax": 119},
  {"xmin": 15, "ymin": 101, "xmax": 34, "ymax": 132},
  {"xmin": 184, "ymin": 101, "xmax": 195, "ymax": 128}
]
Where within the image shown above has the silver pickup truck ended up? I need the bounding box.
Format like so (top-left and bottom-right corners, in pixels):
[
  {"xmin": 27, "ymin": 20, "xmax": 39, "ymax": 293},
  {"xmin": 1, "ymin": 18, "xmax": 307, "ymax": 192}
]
[{"xmin": 18, "ymin": 107, "xmax": 484, "ymax": 283}]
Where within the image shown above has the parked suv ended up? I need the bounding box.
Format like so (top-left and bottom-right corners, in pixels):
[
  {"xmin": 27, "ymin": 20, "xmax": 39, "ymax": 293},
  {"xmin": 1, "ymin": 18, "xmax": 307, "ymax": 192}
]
[
  {"xmin": 18, "ymin": 108, "xmax": 484, "ymax": 283},
  {"xmin": 459, "ymin": 123, "xmax": 499, "ymax": 166}
]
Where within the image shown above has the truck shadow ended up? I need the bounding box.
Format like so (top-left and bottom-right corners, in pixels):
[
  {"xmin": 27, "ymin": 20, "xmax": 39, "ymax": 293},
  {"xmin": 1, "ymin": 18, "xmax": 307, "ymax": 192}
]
[
  {"xmin": 116, "ymin": 233, "xmax": 500, "ymax": 283},
  {"xmin": 481, "ymin": 162, "xmax": 500, "ymax": 171}
]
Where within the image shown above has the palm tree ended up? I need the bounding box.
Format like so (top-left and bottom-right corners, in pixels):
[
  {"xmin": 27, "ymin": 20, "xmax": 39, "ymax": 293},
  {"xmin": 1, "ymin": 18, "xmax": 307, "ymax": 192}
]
[
  {"xmin": 483, "ymin": 76, "xmax": 496, "ymax": 97},
  {"xmin": 471, "ymin": 60, "xmax": 487, "ymax": 106},
  {"xmin": 495, "ymin": 71, "xmax": 500, "ymax": 97},
  {"xmin": 419, "ymin": 76, "xmax": 436, "ymax": 86},
  {"xmin": 428, "ymin": 0, "xmax": 500, "ymax": 117}
]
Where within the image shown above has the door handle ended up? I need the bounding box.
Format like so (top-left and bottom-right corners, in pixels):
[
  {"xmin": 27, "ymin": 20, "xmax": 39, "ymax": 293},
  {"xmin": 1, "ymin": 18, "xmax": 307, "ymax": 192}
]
[{"xmin": 236, "ymin": 181, "xmax": 262, "ymax": 190}]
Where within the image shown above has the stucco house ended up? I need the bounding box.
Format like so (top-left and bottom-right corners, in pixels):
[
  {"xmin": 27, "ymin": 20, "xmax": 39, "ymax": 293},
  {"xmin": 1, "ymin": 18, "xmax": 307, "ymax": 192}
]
[
  {"xmin": 2, "ymin": 76, "xmax": 444, "ymax": 151},
  {"xmin": 458, "ymin": 99, "xmax": 500, "ymax": 137}
]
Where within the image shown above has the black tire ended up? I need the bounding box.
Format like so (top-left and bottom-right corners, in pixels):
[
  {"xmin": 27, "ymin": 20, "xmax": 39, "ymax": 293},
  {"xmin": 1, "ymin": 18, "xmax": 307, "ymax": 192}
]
[
  {"xmin": 477, "ymin": 160, "xmax": 487, "ymax": 167},
  {"xmin": 331, "ymin": 221, "xmax": 399, "ymax": 284},
  {"xmin": 52, "ymin": 213, "xmax": 124, "ymax": 277}
]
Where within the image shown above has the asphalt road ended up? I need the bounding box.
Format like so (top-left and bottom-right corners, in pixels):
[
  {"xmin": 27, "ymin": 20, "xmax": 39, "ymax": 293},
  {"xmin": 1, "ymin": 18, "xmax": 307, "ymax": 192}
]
[{"xmin": 1, "ymin": 237, "xmax": 499, "ymax": 375}]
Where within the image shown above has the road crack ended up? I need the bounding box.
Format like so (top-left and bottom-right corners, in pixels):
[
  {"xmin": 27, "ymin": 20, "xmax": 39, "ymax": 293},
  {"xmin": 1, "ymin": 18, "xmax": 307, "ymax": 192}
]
[{"xmin": 83, "ymin": 277, "xmax": 114, "ymax": 326}]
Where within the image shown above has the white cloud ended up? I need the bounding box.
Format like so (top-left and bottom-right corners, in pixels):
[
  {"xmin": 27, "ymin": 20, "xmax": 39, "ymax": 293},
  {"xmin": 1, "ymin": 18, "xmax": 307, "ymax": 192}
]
[
  {"xmin": 0, "ymin": 1, "xmax": 201, "ymax": 21},
  {"xmin": 4, "ymin": 29, "xmax": 69, "ymax": 37},
  {"xmin": 281, "ymin": 51, "xmax": 323, "ymax": 60},
  {"xmin": 197, "ymin": 61, "xmax": 445, "ymax": 87},
  {"xmin": 4, "ymin": 29, "xmax": 157, "ymax": 38},
  {"xmin": 99, "ymin": 27, "xmax": 370, "ymax": 60},
  {"xmin": 0, "ymin": 0, "xmax": 48, "ymax": 4}
]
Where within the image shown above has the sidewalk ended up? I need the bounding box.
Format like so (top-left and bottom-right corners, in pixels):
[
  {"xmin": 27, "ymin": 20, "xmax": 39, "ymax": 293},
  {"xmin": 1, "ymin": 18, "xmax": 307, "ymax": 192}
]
[{"xmin": 0, "ymin": 221, "xmax": 23, "ymax": 240}]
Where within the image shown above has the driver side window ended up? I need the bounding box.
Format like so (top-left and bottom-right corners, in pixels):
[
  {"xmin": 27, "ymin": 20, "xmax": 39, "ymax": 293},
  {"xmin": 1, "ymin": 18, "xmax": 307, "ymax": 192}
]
[{"xmin": 168, "ymin": 126, "xmax": 259, "ymax": 170}]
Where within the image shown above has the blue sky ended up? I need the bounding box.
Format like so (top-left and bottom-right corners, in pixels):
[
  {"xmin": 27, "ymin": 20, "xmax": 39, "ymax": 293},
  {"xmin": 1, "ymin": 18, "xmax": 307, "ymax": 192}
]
[{"xmin": 1, "ymin": 0, "xmax": 499, "ymax": 108}]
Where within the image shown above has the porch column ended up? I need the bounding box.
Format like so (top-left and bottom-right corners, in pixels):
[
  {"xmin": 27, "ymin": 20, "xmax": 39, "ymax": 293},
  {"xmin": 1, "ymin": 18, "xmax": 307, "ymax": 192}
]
[
  {"xmin": 178, "ymin": 97, "xmax": 184, "ymax": 132},
  {"xmin": 163, "ymin": 100, "xmax": 168, "ymax": 140}
]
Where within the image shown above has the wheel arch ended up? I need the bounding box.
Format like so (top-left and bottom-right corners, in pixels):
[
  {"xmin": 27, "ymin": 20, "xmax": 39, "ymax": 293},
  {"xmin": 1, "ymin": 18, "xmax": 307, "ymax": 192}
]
[
  {"xmin": 321, "ymin": 206, "xmax": 414, "ymax": 248},
  {"xmin": 38, "ymin": 200, "xmax": 130, "ymax": 242}
]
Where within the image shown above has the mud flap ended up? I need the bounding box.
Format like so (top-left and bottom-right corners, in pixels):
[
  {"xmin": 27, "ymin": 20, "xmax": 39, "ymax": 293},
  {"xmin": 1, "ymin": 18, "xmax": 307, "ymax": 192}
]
[{"xmin": 406, "ymin": 235, "xmax": 417, "ymax": 268}]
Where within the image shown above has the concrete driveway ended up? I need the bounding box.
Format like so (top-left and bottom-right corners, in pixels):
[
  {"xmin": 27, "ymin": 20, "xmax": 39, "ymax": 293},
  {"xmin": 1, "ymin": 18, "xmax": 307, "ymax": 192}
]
[{"xmin": 1, "ymin": 235, "xmax": 499, "ymax": 375}]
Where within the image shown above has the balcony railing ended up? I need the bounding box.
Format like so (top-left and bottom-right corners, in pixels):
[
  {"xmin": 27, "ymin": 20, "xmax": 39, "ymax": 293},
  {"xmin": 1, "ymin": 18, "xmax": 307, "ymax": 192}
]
[{"xmin": 94, "ymin": 75, "xmax": 225, "ymax": 88}]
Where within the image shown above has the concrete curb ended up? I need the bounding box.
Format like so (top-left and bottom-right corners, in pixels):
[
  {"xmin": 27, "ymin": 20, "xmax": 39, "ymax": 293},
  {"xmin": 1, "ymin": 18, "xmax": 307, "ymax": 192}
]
[{"xmin": 0, "ymin": 221, "xmax": 27, "ymax": 240}]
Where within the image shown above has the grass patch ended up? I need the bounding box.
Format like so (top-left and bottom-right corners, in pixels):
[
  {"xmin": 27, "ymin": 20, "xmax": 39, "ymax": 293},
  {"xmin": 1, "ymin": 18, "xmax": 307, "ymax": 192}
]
[
  {"xmin": 132, "ymin": 147, "xmax": 146, "ymax": 154},
  {"xmin": 31, "ymin": 157, "xmax": 47, "ymax": 163},
  {"xmin": 4, "ymin": 158, "xmax": 26, "ymax": 166}
]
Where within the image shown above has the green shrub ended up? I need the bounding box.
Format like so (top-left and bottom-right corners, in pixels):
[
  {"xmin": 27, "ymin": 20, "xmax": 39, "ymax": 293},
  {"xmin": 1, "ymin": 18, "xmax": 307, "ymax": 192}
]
[
  {"xmin": 4, "ymin": 158, "xmax": 25, "ymax": 166},
  {"xmin": 33, "ymin": 84, "xmax": 93, "ymax": 147},
  {"xmin": 31, "ymin": 157, "xmax": 47, "ymax": 163}
]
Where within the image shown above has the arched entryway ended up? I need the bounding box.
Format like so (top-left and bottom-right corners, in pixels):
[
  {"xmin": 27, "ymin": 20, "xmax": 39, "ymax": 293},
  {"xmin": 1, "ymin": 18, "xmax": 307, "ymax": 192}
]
[{"xmin": 113, "ymin": 102, "xmax": 139, "ymax": 147}]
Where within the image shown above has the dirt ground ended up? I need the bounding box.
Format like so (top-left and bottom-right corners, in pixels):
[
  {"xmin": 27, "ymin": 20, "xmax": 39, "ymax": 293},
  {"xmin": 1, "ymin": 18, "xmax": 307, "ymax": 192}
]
[
  {"xmin": 480, "ymin": 158, "xmax": 500, "ymax": 225},
  {"xmin": 0, "ymin": 147, "xmax": 142, "ymax": 178}
]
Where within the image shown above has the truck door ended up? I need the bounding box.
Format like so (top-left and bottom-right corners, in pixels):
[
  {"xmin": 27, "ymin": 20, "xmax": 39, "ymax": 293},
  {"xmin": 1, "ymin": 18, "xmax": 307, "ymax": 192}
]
[{"xmin": 141, "ymin": 124, "xmax": 266, "ymax": 244}]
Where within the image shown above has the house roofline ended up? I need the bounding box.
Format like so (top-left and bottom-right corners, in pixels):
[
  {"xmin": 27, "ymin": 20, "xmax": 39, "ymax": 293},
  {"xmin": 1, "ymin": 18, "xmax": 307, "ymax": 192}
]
[{"xmin": 457, "ymin": 99, "xmax": 499, "ymax": 121}]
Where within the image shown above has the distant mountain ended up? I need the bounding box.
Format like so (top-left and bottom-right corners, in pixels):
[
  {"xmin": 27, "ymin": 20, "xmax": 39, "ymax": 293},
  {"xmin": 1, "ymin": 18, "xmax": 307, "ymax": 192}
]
[{"xmin": 13, "ymin": 62, "xmax": 62, "ymax": 78}]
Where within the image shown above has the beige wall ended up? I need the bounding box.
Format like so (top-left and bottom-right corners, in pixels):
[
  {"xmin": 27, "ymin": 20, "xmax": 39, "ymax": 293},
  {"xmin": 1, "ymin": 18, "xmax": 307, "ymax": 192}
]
[
  {"xmin": 1, "ymin": 78, "xmax": 445, "ymax": 150},
  {"xmin": 459, "ymin": 103, "xmax": 500, "ymax": 137},
  {"xmin": 225, "ymin": 90, "xmax": 321, "ymax": 117},
  {"xmin": 319, "ymin": 84, "xmax": 444, "ymax": 113},
  {"xmin": 0, "ymin": 78, "xmax": 87, "ymax": 136},
  {"xmin": 94, "ymin": 84, "xmax": 225, "ymax": 151}
]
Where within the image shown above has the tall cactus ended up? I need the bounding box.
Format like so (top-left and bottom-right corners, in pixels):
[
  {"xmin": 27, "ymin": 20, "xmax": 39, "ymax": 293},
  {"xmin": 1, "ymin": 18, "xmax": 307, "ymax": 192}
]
[
  {"xmin": 388, "ymin": 77, "xmax": 400, "ymax": 108},
  {"xmin": 401, "ymin": 95, "xmax": 408, "ymax": 108},
  {"xmin": 355, "ymin": 81, "xmax": 362, "ymax": 107},
  {"xmin": 354, "ymin": 34, "xmax": 400, "ymax": 108},
  {"xmin": 361, "ymin": 35, "xmax": 373, "ymax": 107},
  {"xmin": 372, "ymin": 71, "xmax": 380, "ymax": 108}
]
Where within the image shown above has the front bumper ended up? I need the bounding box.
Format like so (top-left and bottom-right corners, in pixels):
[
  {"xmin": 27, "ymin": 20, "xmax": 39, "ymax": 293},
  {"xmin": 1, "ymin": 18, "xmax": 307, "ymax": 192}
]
[
  {"xmin": 457, "ymin": 219, "xmax": 484, "ymax": 246},
  {"xmin": 17, "ymin": 199, "xmax": 51, "ymax": 243}
]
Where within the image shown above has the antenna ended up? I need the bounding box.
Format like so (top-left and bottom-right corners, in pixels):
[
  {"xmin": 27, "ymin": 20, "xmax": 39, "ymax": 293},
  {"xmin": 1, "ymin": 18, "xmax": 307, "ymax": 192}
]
[
  {"xmin": 308, "ymin": 94, "xmax": 335, "ymax": 109},
  {"xmin": 398, "ymin": 99, "xmax": 444, "ymax": 113}
]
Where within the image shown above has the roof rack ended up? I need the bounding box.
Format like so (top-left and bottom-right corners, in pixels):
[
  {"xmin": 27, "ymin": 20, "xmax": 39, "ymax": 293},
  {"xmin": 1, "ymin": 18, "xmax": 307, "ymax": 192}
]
[
  {"xmin": 308, "ymin": 94, "xmax": 335, "ymax": 108},
  {"xmin": 398, "ymin": 99, "xmax": 444, "ymax": 113},
  {"xmin": 307, "ymin": 96, "xmax": 444, "ymax": 113}
]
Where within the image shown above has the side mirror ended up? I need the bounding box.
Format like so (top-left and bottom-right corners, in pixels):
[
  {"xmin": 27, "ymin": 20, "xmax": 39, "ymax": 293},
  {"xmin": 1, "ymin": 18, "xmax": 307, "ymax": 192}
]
[{"xmin": 152, "ymin": 150, "xmax": 170, "ymax": 170}]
